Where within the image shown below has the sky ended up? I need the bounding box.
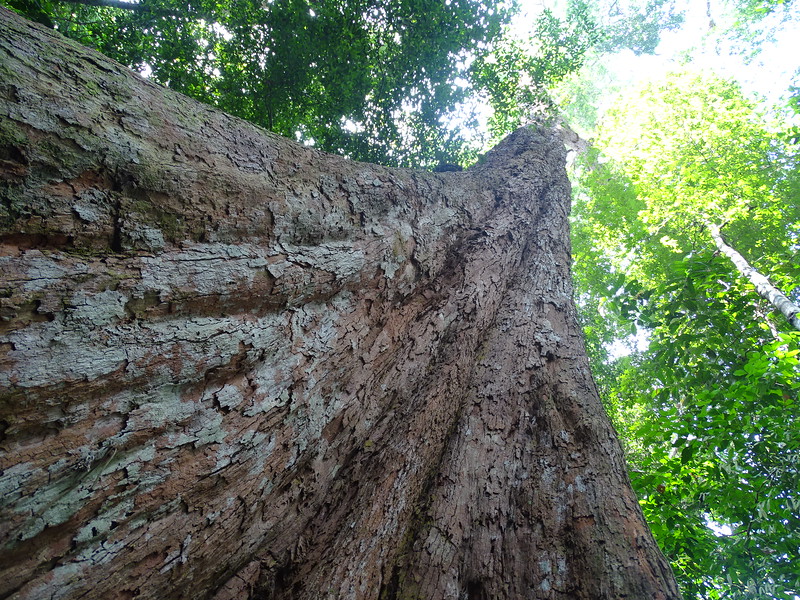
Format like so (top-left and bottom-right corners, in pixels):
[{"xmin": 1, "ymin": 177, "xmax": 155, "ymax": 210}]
[
  {"xmin": 513, "ymin": 0, "xmax": 800, "ymax": 128},
  {"xmin": 657, "ymin": 0, "xmax": 799, "ymax": 103}
]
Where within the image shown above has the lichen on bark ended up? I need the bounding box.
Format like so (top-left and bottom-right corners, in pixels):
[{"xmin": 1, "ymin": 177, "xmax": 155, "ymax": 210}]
[{"xmin": 0, "ymin": 7, "xmax": 681, "ymax": 600}]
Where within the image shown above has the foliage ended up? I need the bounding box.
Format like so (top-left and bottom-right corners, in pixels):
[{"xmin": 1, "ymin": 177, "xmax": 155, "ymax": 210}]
[
  {"xmin": 4, "ymin": 0, "xmax": 503, "ymax": 166},
  {"xmin": 621, "ymin": 259, "xmax": 800, "ymax": 598},
  {"xmin": 572, "ymin": 71, "xmax": 800, "ymax": 598},
  {"xmin": 714, "ymin": 0, "xmax": 800, "ymax": 61},
  {"xmin": 2, "ymin": 0, "xmax": 606, "ymax": 167},
  {"xmin": 589, "ymin": 0, "xmax": 685, "ymax": 55},
  {"xmin": 725, "ymin": 0, "xmax": 795, "ymax": 21},
  {"xmin": 593, "ymin": 72, "xmax": 798, "ymax": 288},
  {"xmin": 3, "ymin": 0, "xmax": 694, "ymax": 166},
  {"xmin": 471, "ymin": 0, "xmax": 602, "ymax": 141}
]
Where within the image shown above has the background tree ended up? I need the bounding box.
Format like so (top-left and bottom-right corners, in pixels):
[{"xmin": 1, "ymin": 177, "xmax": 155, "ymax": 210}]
[{"xmin": 571, "ymin": 70, "xmax": 800, "ymax": 599}]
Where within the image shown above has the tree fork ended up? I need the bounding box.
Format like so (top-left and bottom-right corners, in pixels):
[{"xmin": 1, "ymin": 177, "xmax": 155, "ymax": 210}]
[{"xmin": 0, "ymin": 8, "xmax": 681, "ymax": 600}]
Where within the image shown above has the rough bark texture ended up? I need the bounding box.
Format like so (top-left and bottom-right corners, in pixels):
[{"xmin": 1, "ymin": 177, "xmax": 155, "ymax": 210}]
[{"xmin": 0, "ymin": 9, "xmax": 681, "ymax": 600}]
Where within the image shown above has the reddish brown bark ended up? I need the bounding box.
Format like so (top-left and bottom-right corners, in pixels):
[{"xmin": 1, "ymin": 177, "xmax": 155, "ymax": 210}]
[{"xmin": 0, "ymin": 8, "xmax": 681, "ymax": 600}]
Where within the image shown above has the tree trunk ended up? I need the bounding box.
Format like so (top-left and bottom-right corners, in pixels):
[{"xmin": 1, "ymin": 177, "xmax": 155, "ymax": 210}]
[
  {"xmin": 707, "ymin": 222, "xmax": 800, "ymax": 331},
  {"xmin": 0, "ymin": 8, "xmax": 681, "ymax": 600}
]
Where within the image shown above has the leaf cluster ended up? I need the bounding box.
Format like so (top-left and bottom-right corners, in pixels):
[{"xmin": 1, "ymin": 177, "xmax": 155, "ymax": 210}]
[
  {"xmin": 470, "ymin": 0, "xmax": 602, "ymax": 140},
  {"xmin": 572, "ymin": 71, "xmax": 800, "ymax": 598},
  {"xmin": 3, "ymin": 0, "xmax": 608, "ymax": 167},
  {"xmin": 592, "ymin": 0, "xmax": 685, "ymax": 55}
]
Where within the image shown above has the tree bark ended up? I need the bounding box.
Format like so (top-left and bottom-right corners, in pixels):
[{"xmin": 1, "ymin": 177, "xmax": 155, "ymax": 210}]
[
  {"xmin": 0, "ymin": 8, "xmax": 681, "ymax": 600},
  {"xmin": 707, "ymin": 222, "xmax": 800, "ymax": 331}
]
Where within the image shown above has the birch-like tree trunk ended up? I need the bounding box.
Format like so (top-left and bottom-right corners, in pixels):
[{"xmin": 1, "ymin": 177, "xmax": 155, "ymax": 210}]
[
  {"xmin": 707, "ymin": 222, "xmax": 800, "ymax": 331},
  {"xmin": 0, "ymin": 8, "xmax": 681, "ymax": 600}
]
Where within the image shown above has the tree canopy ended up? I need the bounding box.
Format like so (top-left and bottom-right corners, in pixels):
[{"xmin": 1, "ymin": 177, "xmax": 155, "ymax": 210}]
[
  {"xmin": 3, "ymin": 0, "xmax": 606, "ymax": 166},
  {"xmin": 571, "ymin": 69, "xmax": 800, "ymax": 600}
]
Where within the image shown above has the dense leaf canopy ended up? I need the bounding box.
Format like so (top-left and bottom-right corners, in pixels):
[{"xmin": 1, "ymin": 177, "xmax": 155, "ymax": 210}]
[
  {"xmin": 3, "ymin": 0, "xmax": 605, "ymax": 166},
  {"xmin": 572, "ymin": 71, "xmax": 800, "ymax": 598}
]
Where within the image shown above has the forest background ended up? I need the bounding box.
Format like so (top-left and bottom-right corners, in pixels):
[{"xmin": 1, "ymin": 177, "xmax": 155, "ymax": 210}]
[{"xmin": 2, "ymin": 0, "xmax": 798, "ymax": 597}]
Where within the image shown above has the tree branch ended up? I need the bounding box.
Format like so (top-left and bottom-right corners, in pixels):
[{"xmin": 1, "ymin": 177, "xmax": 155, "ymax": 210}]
[{"xmin": 707, "ymin": 222, "xmax": 800, "ymax": 331}]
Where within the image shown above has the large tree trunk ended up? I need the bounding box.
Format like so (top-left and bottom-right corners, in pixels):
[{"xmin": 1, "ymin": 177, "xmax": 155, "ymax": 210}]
[{"xmin": 0, "ymin": 8, "xmax": 681, "ymax": 600}]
